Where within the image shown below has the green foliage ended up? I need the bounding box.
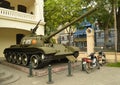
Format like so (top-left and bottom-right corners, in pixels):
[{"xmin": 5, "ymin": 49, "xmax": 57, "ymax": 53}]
[
  {"xmin": 44, "ymin": 0, "xmax": 83, "ymax": 35},
  {"xmin": 89, "ymin": 0, "xmax": 114, "ymax": 29},
  {"xmin": 44, "ymin": 0, "xmax": 115, "ymax": 35},
  {"xmin": 50, "ymin": 38, "xmax": 56, "ymax": 44}
]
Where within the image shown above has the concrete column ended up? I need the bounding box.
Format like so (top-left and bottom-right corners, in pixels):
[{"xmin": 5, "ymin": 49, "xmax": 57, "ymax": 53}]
[
  {"xmin": 34, "ymin": 0, "xmax": 45, "ymax": 35},
  {"xmin": 34, "ymin": 0, "xmax": 44, "ymax": 21},
  {"xmin": 86, "ymin": 28, "xmax": 95, "ymax": 55}
]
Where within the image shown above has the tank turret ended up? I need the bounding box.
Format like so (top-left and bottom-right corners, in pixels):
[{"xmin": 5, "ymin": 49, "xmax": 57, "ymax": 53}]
[{"xmin": 3, "ymin": 6, "xmax": 98, "ymax": 69}]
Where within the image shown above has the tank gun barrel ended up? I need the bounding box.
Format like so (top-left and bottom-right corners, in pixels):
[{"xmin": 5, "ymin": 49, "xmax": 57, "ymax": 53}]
[
  {"xmin": 46, "ymin": 6, "xmax": 98, "ymax": 40},
  {"xmin": 32, "ymin": 20, "xmax": 41, "ymax": 34}
]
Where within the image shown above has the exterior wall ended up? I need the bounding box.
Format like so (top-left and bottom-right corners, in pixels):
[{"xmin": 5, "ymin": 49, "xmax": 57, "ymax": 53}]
[
  {"xmin": 59, "ymin": 33, "xmax": 69, "ymax": 44},
  {"xmin": 59, "ymin": 33, "xmax": 74, "ymax": 45},
  {"xmin": 34, "ymin": 0, "xmax": 44, "ymax": 21},
  {"xmin": 77, "ymin": 52, "xmax": 120, "ymax": 63},
  {"xmin": 0, "ymin": 0, "xmax": 45, "ymax": 34},
  {"xmin": 0, "ymin": 0, "xmax": 45, "ymax": 57},
  {"xmin": 7, "ymin": 0, "xmax": 34, "ymax": 14},
  {"xmin": 57, "ymin": 25, "xmax": 75, "ymax": 45},
  {"xmin": 0, "ymin": 28, "xmax": 30, "ymax": 57}
]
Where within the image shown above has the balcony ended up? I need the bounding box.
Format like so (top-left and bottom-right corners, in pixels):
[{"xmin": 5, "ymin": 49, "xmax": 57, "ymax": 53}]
[
  {"xmin": 0, "ymin": 7, "xmax": 45, "ymax": 35},
  {"xmin": 0, "ymin": 7, "xmax": 36, "ymax": 21}
]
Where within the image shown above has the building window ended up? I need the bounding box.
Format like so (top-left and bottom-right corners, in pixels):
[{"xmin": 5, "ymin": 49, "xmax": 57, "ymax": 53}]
[
  {"xmin": 18, "ymin": 5, "xmax": 27, "ymax": 13},
  {"xmin": 61, "ymin": 36, "xmax": 64, "ymax": 41},
  {"xmin": 0, "ymin": 1, "xmax": 10, "ymax": 9},
  {"xmin": 67, "ymin": 35, "xmax": 69, "ymax": 40}
]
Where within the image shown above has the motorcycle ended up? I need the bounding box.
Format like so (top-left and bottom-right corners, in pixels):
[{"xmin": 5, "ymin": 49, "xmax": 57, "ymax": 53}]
[
  {"xmin": 82, "ymin": 52, "xmax": 100, "ymax": 73},
  {"xmin": 97, "ymin": 50, "xmax": 106, "ymax": 66}
]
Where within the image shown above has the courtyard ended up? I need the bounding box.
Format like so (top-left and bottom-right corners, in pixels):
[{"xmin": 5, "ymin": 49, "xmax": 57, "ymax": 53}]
[{"xmin": 0, "ymin": 58, "xmax": 120, "ymax": 85}]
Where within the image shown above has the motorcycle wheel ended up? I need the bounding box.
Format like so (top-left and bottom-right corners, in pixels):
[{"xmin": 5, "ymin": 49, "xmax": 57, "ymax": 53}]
[
  {"xmin": 102, "ymin": 55, "xmax": 106, "ymax": 65},
  {"xmin": 96, "ymin": 61, "xmax": 100, "ymax": 69},
  {"xmin": 83, "ymin": 62, "xmax": 92, "ymax": 74}
]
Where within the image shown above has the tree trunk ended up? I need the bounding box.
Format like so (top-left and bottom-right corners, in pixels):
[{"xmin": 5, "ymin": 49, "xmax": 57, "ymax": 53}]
[
  {"xmin": 117, "ymin": 7, "xmax": 120, "ymax": 52},
  {"xmin": 104, "ymin": 14, "xmax": 112, "ymax": 48},
  {"xmin": 104, "ymin": 26, "xmax": 109, "ymax": 48},
  {"xmin": 104, "ymin": 0, "xmax": 114, "ymax": 49}
]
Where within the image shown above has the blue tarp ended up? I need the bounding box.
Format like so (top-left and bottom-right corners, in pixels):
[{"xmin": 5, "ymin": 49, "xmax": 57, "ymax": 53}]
[
  {"xmin": 79, "ymin": 21, "xmax": 92, "ymax": 27},
  {"xmin": 74, "ymin": 28, "xmax": 87, "ymax": 36},
  {"xmin": 74, "ymin": 20, "xmax": 92, "ymax": 36}
]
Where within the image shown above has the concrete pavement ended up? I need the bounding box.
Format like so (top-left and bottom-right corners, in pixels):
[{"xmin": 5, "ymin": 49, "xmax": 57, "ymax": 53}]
[{"xmin": 1, "ymin": 63, "xmax": 120, "ymax": 85}]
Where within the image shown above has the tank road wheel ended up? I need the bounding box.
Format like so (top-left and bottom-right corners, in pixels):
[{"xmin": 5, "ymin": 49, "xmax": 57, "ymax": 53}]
[
  {"xmin": 16, "ymin": 53, "xmax": 22, "ymax": 65},
  {"xmin": 30, "ymin": 54, "xmax": 45, "ymax": 69},
  {"xmin": 4, "ymin": 52, "xmax": 12, "ymax": 62},
  {"xmin": 21, "ymin": 53, "xmax": 29, "ymax": 66},
  {"xmin": 4, "ymin": 52, "xmax": 10, "ymax": 62},
  {"xmin": 8, "ymin": 53, "xmax": 13, "ymax": 63},
  {"xmin": 11, "ymin": 52, "xmax": 17, "ymax": 63}
]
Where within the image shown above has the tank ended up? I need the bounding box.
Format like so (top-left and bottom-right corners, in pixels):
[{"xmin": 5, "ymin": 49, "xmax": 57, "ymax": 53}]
[{"xmin": 3, "ymin": 6, "xmax": 97, "ymax": 69}]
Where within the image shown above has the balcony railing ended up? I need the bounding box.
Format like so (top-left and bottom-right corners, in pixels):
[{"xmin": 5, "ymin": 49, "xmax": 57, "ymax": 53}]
[{"xmin": 0, "ymin": 7, "xmax": 35, "ymax": 21}]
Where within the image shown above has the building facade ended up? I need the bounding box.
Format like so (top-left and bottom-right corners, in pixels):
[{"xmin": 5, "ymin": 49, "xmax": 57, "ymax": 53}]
[
  {"xmin": 58, "ymin": 28, "xmax": 115, "ymax": 50},
  {"xmin": 95, "ymin": 29, "xmax": 115, "ymax": 48},
  {"xmin": 57, "ymin": 25, "xmax": 75, "ymax": 46},
  {"xmin": 0, "ymin": 0, "xmax": 45, "ymax": 57}
]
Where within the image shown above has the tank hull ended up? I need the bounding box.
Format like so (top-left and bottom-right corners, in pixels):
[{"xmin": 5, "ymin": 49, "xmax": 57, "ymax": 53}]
[{"xmin": 3, "ymin": 44, "xmax": 79, "ymax": 69}]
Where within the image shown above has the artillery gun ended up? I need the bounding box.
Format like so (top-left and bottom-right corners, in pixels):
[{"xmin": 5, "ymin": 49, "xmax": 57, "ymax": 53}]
[{"xmin": 3, "ymin": 6, "xmax": 98, "ymax": 69}]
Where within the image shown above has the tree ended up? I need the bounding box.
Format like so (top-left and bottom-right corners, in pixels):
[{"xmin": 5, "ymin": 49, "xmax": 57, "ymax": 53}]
[
  {"xmin": 117, "ymin": 0, "xmax": 120, "ymax": 52},
  {"xmin": 44, "ymin": 0, "xmax": 84, "ymax": 35},
  {"xmin": 44, "ymin": 0, "xmax": 115, "ymax": 48}
]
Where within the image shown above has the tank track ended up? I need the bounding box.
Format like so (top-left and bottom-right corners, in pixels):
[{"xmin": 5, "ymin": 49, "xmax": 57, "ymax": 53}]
[{"xmin": 4, "ymin": 48, "xmax": 52, "ymax": 69}]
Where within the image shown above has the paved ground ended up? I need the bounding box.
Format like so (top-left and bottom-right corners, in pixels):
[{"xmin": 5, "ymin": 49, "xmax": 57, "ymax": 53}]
[{"xmin": 1, "ymin": 63, "xmax": 120, "ymax": 85}]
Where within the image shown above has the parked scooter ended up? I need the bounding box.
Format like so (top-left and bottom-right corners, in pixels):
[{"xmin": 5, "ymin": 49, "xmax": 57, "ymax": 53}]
[
  {"xmin": 97, "ymin": 47, "xmax": 106, "ymax": 66},
  {"xmin": 82, "ymin": 52, "xmax": 100, "ymax": 73}
]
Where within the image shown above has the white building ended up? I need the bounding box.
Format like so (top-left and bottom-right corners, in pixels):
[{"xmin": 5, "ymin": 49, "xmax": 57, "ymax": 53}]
[
  {"xmin": 0, "ymin": 0, "xmax": 45, "ymax": 57},
  {"xmin": 58, "ymin": 25, "xmax": 75, "ymax": 46}
]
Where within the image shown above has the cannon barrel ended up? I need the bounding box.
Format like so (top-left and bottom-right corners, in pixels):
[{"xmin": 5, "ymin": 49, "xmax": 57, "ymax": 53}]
[
  {"xmin": 31, "ymin": 20, "xmax": 41, "ymax": 34},
  {"xmin": 46, "ymin": 6, "xmax": 98, "ymax": 40}
]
